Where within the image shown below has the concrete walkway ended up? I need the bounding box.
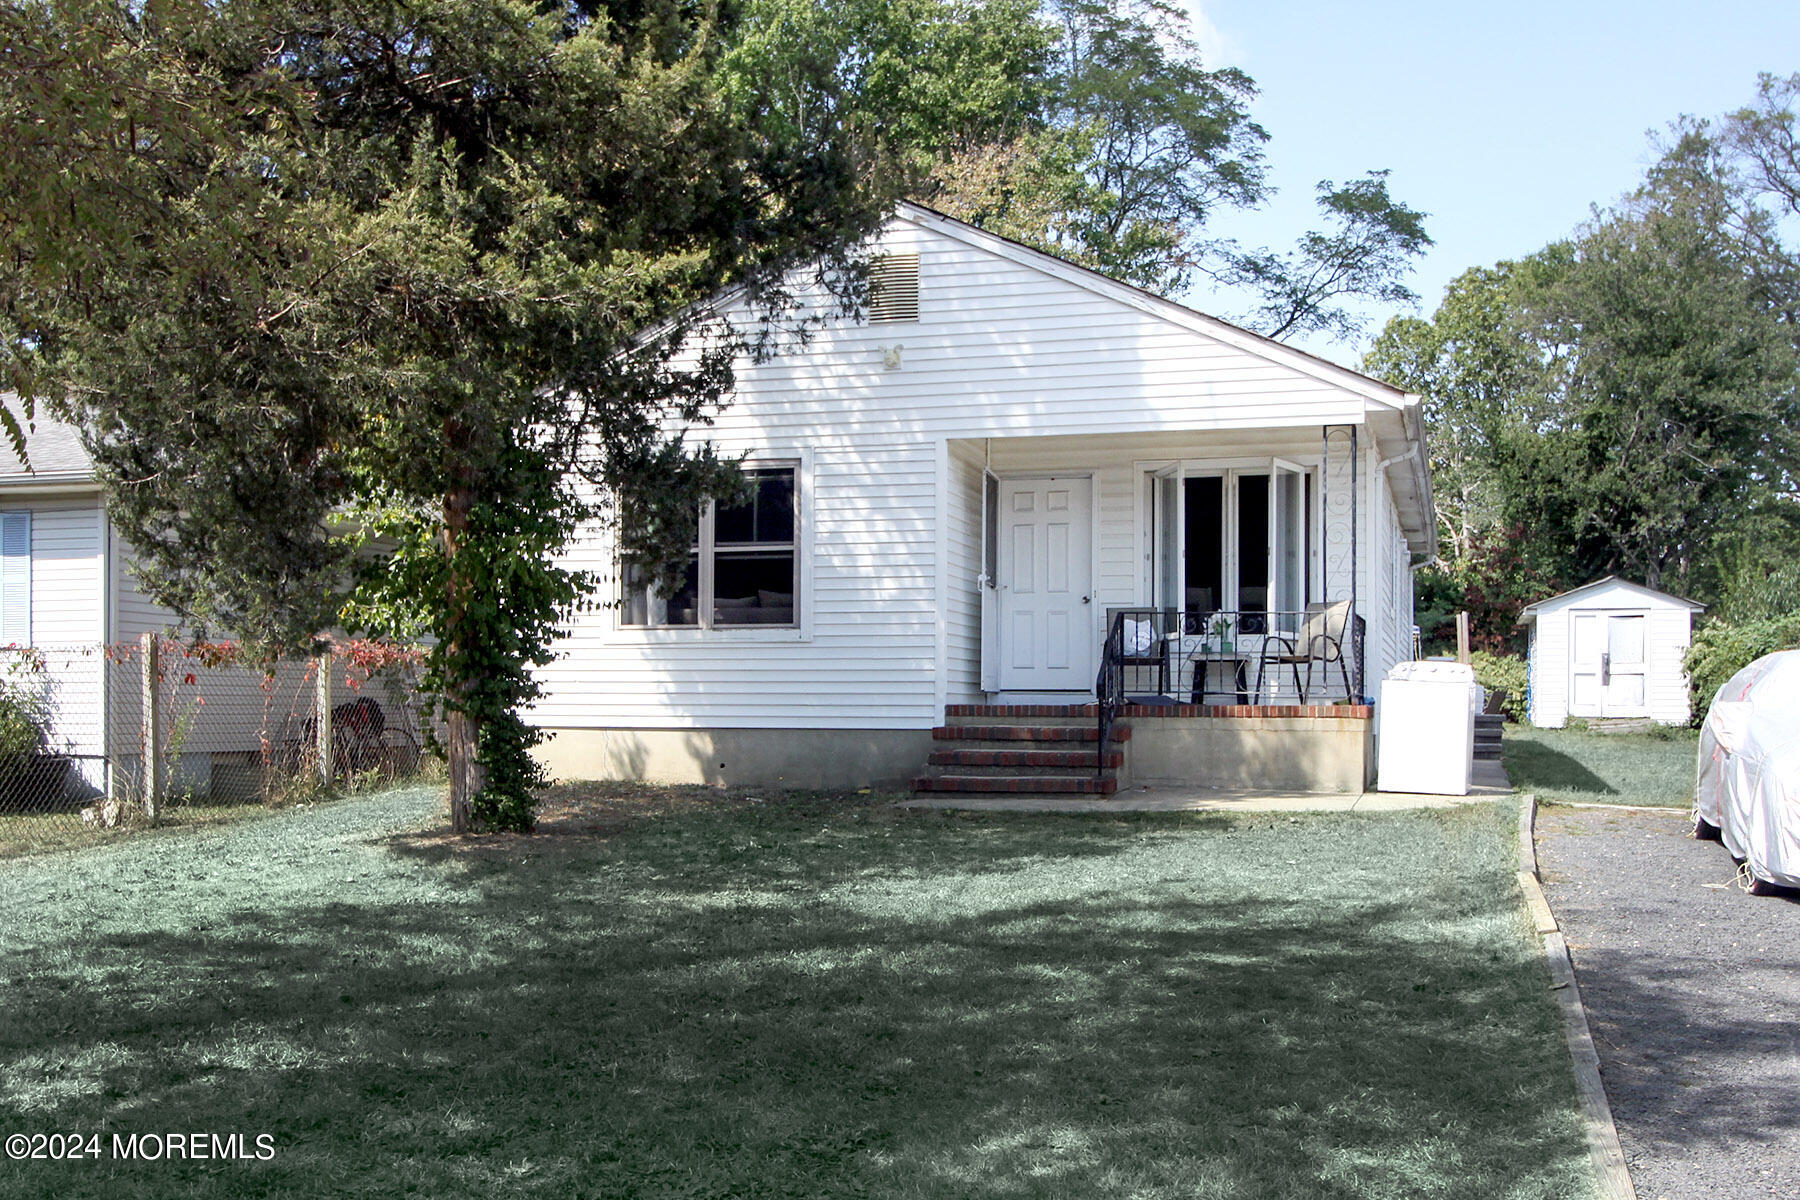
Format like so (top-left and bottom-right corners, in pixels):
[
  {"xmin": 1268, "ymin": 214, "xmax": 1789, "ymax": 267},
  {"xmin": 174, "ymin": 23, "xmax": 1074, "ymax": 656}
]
[{"xmin": 898, "ymin": 759, "xmax": 1512, "ymax": 813}]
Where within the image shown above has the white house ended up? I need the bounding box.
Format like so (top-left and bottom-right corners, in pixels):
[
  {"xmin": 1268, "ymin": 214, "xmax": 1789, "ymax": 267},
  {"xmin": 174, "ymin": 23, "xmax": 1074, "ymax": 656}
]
[
  {"xmin": 0, "ymin": 418, "xmax": 131, "ymax": 795},
  {"xmin": 0, "ymin": 422, "xmax": 346, "ymax": 804},
  {"xmin": 4, "ymin": 203, "xmax": 1437, "ymax": 799},
  {"xmin": 1518, "ymin": 576, "xmax": 1704, "ymax": 728},
  {"xmin": 529, "ymin": 203, "xmax": 1436, "ymax": 794}
]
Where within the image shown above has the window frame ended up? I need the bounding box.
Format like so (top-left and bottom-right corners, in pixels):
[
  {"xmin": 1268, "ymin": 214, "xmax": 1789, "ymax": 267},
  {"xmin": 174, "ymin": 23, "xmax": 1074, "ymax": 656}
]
[
  {"xmin": 616, "ymin": 456, "xmax": 807, "ymax": 639},
  {"xmin": 0, "ymin": 510, "xmax": 30, "ymax": 647},
  {"xmin": 1139, "ymin": 457, "xmax": 1322, "ymax": 618}
]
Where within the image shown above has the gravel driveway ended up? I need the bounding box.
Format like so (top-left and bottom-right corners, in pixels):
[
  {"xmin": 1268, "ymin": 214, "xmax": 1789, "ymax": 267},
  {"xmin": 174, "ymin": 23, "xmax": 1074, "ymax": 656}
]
[{"xmin": 1536, "ymin": 804, "xmax": 1800, "ymax": 1200}]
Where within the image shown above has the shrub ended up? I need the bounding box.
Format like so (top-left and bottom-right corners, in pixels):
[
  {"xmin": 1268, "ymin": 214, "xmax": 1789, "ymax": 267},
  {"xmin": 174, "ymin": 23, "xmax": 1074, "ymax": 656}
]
[
  {"xmin": 0, "ymin": 661, "xmax": 51, "ymax": 765},
  {"xmin": 1469, "ymin": 651, "xmax": 1529, "ymax": 723},
  {"xmin": 1684, "ymin": 612, "xmax": 1800, "ymax": 717},
  {"xmin": 1713, "ymin": 560, "xmax": 1800, "ymax": 623}
]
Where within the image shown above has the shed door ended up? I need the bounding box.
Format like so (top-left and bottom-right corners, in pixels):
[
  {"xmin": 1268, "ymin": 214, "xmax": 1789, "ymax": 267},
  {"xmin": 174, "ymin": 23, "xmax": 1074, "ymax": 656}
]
[
  {"xmin": 998, "ymin": 476, "xmax": 1093, "ymax": 691},
  {"xmin": 1569, "ymin": 610, "xmax": 1649, "ymax": 718}
]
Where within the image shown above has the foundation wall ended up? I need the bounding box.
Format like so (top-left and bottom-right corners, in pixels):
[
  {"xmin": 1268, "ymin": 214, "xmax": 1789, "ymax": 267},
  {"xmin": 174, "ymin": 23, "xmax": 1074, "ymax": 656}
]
[
  {"xmin": 534, "ymin": 727, "xmax": 934, "ymax": 791},
  {"xmin": 1124, "ymin": 711, "xmax": 1374, "ymax": 793}
]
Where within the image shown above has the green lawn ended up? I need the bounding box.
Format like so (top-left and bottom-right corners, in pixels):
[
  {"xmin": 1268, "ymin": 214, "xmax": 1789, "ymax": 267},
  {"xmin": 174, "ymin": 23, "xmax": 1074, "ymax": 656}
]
[
  {"xmin": 1502, "ymin": 724, "xmax": 1699, "ymax": 808},
  {"xmin": 0, "ymin": 798, "xmax": 284, "ymax": 862},
  {"xmin": 0, "ymin": 784, "xmax": 1591, "ymax": 1199}
]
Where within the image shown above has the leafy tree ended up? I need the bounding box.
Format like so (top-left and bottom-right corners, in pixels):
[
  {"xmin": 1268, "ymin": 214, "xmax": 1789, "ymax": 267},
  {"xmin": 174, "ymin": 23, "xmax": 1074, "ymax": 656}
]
[
  {"xmin": 1648, "ymin": 72, "xmax": 1800, "ymax": 334},
  {"xmin": 730, "ymin": 0, "xmax": 1430, "ymax": 334},
  {"xmin": 1371, "ymin": 173, "xmax": 1799, "ymax": 612},
  {"xmin": 4, "ymin": 0, "xmax": 895, "ymax": 831},
  {"xmin": 1495, "ymin": 199, "xmax": 1800, "ymax": 594},
  {"xmin": 1365, "ymin": 262, "xmax": 1542, "ymax": 567},
  {"xmin": 1410, "ymin": 525, "xmax": 1557, "ymax": 657},
  {"xmin": 722, "ymin": 0, "xmax": 1052, "ymax": 167},
  {"xmin": 1221, "ymin": 171, "xmax": 1432, "ymax": 341}
]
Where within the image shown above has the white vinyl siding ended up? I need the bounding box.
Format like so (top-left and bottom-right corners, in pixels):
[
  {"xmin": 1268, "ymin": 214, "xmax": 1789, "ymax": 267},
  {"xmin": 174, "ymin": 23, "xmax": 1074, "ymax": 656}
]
[
  {"xmin": 944, "ymin": 440, "xmax": 985, "ymax": 705},
  {"xmin": 111, "ymin": 538, "xmax": 182, "ymax": 639},
  {"xmin": 530, "ymin": 215, "xmax": 1424, "ymax": 732},
  {"xmin": 1367, "ymin": 463, "xmax": 1416, "ymax": 693},
  {"xmin": 0, "ymin": 498, "xmax": 107, "ymax": 779},
  {"xmin": 7, "ymin": 500, "xmax": 105, "ymax": 646}
]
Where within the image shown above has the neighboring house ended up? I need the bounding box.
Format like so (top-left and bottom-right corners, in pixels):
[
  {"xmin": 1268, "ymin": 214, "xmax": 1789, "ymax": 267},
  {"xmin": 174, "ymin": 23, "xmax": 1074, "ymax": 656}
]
[
  {"xmin": 0, "ymin": 418, "xmax": 323, "ymax": 803},
  {"xmin": 529, "ymin": 203, "xmax": 1436, "ymax": 794},
  {"xmin": 1518, "ymin": 576, "xmax": 1704, "ymax": 728},
  {"xmin": 0, "ymin": 417, "xmax": 140, "ymax": 794}
]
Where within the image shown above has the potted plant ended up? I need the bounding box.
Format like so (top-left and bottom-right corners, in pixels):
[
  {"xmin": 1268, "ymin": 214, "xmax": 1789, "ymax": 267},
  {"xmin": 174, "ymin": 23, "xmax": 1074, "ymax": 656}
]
[{"xmin": 1208, "ymin": 614, "xmax": 1235, "ymax": 655}]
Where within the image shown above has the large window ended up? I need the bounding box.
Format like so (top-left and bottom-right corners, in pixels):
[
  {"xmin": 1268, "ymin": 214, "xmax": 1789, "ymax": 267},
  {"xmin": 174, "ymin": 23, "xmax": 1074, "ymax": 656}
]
[
  {"xmin": 621, "ymin": 465, "xmax": 798, "ymax": 629},
  {"xmin": 1150, "ymin": 464, "xmax": 1315, "ymax": 623},
  {"xmin": 0, "ymin": 511, "xmax": 28, "ymax": 645}
]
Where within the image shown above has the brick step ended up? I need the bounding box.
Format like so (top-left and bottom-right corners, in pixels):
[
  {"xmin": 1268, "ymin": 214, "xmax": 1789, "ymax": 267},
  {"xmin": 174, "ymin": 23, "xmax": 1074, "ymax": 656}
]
[
  {"xmin": 911, "ymin": 774, "xmax": 1120, "ymax": 796},
  {"xmin": 942, "ymin": 704, "xmax": 1096, "ymax": 727},
  {"xmin": 932, "ymin": 723, "xmax": 1130, "ymax": 744},
  {"xmin": 928, "ymin": 748, "xmax": 1123, "ymax": 770}
]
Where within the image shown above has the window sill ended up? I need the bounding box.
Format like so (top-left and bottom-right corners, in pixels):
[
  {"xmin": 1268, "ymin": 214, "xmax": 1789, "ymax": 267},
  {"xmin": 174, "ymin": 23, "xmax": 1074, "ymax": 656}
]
[{"xmin": 609, "ymin": 627, "xmax": 812, "ymax": 645}]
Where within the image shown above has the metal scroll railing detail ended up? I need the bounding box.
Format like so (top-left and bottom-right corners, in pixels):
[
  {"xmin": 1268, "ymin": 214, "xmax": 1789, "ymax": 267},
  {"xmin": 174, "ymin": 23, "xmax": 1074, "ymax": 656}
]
[
  {"xmin": 1095, "ymin": 611, "xmax": 1127, "ymax": 778},
  {"xmin": 1094, "ymin": 607, "xmax": 1368, "ymax": 750}
]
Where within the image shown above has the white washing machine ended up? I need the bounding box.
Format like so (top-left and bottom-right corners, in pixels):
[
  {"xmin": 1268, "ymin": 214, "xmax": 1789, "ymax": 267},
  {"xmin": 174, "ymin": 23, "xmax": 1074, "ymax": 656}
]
[{"xmin": 1378, "ymin": 661, "xmax": 1479, "ymax": 795}]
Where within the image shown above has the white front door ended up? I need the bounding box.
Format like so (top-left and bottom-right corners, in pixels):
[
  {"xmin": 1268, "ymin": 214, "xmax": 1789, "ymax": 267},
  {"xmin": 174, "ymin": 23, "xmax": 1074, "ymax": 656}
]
[
  {"xmin": 1569, "ymin": 610, "xmax": 1650, "ymax": 718},
  {"xmin": 998, "ymin": 476, "xmax": 1093, "ymax": 691}
]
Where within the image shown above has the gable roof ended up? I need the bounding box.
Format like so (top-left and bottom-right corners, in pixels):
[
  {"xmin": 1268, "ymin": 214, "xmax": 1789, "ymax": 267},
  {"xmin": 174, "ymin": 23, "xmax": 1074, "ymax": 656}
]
[
  {"xmin": 0, "ymin": 402, "xmax": 97, "ymax": 486},
  {"xmin": 895, "ymin": 202, "xmax": 1415, "ymax": 411},
  {"xmin": 893, "ymin": 203, "xmax": 1435, "ymax": 558},
  {"xmin": 1517, "ymin": 575, "xmax": 1706, "ymax": 622}
]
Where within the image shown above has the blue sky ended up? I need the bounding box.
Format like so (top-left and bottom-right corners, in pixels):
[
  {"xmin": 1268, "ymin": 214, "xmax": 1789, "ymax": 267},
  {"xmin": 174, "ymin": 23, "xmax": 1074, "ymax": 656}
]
[{"xmin": 1180, "ymin": 1, "xmax": 1800, "ymax": 365}]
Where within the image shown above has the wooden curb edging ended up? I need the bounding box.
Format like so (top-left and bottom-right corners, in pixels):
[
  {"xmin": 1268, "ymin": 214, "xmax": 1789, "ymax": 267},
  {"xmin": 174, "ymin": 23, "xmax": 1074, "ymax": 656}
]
[{"xmin": 1518, "ymin": 794, "xmax": 1638, "ymax": 1200}]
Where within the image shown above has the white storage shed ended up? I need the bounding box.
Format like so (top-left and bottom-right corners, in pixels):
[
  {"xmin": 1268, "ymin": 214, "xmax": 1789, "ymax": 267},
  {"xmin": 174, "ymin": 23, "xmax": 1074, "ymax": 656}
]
[{"xmin": 1518, "ymin": 576, "xmax": 1703, "ymax": 728}]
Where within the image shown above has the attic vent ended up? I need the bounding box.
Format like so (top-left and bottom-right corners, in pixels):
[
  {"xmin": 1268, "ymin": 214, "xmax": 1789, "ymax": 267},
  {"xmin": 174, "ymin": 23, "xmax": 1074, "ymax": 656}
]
[{"xmin": 868, "ymin": 253, "xmax": 920, "ymax": 323}]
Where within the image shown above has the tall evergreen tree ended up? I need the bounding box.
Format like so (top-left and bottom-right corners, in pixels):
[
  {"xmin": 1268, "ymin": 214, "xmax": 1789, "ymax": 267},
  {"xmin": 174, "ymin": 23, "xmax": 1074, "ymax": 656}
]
[{"xmin": 2, "ymin": 0, "xmax": 895, "ymax": 830}]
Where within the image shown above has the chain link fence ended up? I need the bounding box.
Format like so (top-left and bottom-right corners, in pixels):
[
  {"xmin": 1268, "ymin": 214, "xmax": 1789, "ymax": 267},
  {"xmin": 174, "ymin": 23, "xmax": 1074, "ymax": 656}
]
[{"xmin": 0, "ymin": 637, "xmax": 437, "ymax": 857}]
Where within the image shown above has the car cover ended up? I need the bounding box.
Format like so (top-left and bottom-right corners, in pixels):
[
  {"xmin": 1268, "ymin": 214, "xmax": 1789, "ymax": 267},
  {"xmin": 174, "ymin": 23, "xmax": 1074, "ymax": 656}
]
[{"xmin": 1695, "ymin": 650, "xmax": 1800, "ymax": 888}]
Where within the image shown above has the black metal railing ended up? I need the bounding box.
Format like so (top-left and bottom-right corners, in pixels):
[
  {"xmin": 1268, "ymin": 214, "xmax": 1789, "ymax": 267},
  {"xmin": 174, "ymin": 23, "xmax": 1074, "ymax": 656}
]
[
  {"xmin": 1095, "ymin": 606, "xmax": 1368, "ymax": 774},
  {"xmin": 1096, "ymin": 612, "xmax": 1127, "ymax": 776}
]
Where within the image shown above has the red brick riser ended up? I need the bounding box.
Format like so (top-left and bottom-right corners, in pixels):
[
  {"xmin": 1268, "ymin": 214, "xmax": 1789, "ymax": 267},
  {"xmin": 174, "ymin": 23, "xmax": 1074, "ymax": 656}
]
[
  {"xmin": 931, "ymin": 725, "xmax": 1121, "ymax": 743},
  {"xmin": 943, "ymin": 702, "xmax": 1372, "ymax": 720},
  {"xmin": 912, "ymin": 775, "xmax": 1119, "ymax": 796},
  {"xmin": 930, "ymin": 748, "xmax": 1125, "ymax": 769},
  {"xmin": 1122, "ymin": 703, "xmax": 1372, "ymax": 719},
  {"xmin": 915, "ymin": 712, "xmax": 1128, "ymax": 798}
]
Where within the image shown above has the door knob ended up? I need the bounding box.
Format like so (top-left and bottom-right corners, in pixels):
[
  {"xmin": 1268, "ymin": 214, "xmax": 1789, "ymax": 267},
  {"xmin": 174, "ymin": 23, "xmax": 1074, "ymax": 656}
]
[{"xmin": 1082, "ymin": 596, "xmax": 1091, "ymax": 604}]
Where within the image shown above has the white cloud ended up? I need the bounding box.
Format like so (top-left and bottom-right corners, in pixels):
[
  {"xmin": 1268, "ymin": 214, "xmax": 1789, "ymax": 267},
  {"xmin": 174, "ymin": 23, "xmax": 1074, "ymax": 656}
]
[{"xmin": 1182, "ymin": 2, "xmax": 1246, "ymax": 68}]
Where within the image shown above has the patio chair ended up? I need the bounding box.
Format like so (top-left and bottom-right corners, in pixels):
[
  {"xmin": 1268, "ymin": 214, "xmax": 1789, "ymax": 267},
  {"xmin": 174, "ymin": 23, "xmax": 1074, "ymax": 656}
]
[
  {"xmin": 1253, "ymin": 600, "xmax": 1354, "ymax": 703},
  {"xmin": 1105, "ymin": 608, "xmax": 1169, "ymax": 697}
]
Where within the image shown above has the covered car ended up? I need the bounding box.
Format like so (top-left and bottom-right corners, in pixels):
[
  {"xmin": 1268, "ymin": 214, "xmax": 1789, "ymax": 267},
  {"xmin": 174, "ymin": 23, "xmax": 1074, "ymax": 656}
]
[{"xmin": 1694, "ymin": 650, "xmax": 1800, "ymax": 892}]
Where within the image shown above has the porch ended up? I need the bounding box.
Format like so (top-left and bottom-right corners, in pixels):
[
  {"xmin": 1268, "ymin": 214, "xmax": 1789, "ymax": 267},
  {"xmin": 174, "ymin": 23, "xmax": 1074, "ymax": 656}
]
[
  {"xmin": 910, "ymin": 700, "xmax": 1376, "ymax": 801},
  {"xmin": 929, "ymin": 420, "xmax": 1424, "ymax": 801},
  {"xmin": 952, "ymin": 422, "xmax": 1407, "ymax": 712}
]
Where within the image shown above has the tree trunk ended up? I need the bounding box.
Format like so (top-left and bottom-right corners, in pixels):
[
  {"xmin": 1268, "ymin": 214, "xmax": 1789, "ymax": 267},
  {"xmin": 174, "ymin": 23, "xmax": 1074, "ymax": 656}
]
[
  {"xmin": 443, "ymin": 478, "xmax": 482, "ymax": 832},
  {"xmin": 446, "ymin": 707, "xmax": 481, "ymax": 833}
]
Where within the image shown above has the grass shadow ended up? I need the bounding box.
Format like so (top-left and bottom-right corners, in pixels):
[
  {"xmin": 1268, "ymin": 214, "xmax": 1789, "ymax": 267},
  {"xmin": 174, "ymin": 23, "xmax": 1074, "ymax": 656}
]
[
  {"xmin": 0, "ymin": 796, "xmax": 1590, "ymax": 1199},
  {"xmin": 1504, "ymin": 739, "xmax": 1617, "ymax": 796},
  {"xmin": 1504, "ymin": 725, "xmax": 1699, "ymax": 807}
]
